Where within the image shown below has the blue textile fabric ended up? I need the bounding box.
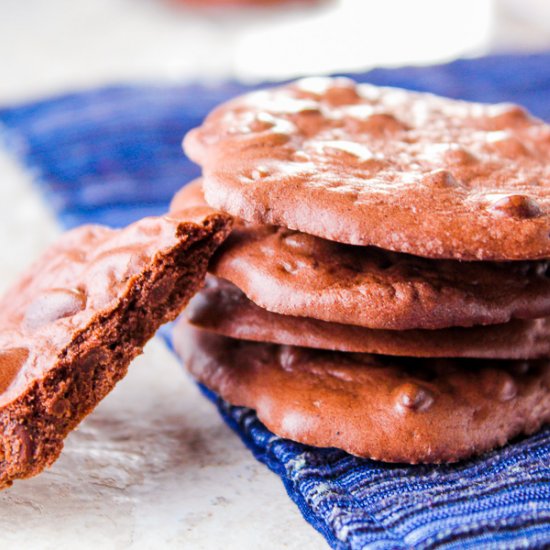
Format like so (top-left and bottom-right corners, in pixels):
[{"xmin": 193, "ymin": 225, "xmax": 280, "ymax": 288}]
[{"xmin": 1, "ymin": 53, "xmax": 550, "ymax": 549}]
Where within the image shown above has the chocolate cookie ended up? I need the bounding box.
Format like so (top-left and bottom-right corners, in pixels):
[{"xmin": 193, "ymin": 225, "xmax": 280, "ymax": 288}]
[
  {"xmin": 171, "ymin": 180, "xmax": 207, "ymax": 211},
  {"xmin": 172, "ymin": 182, "xmax": 550, "ymax": 330},
  {"xmin": 175, "ymin": 323, "xmax": 550, "ymax": 464},
  {"xmin": 184, "ymin": 77, "xmax": 550, "ymax": 260},
  {"xmin": 0, "ymin": 208, "xmax": 231, "ymax": 489},
  {"xmin": 187, "ymin": 277, "xmax": 550, "ymax": 359}
]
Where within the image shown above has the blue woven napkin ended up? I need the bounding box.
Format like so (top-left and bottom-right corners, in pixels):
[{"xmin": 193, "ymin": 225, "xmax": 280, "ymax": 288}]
[{"xmin": 2, "ymin": 53, "xmax": 550, "ymax": 549}]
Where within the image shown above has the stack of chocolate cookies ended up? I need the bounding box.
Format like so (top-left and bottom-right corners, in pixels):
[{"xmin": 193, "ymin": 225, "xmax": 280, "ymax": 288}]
[{"xmin": 172, "ymin": 77, "xmax": 550, "ymax": 464}]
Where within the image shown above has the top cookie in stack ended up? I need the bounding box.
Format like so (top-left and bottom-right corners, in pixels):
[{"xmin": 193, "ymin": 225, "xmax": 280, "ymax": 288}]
[
  {"xmin": 173, "ymin": 77, "xmax": 550, "ymax": 464},
  {"xmin": 185, "ymin": 76, "xmax": 550, "ymax": 261}
]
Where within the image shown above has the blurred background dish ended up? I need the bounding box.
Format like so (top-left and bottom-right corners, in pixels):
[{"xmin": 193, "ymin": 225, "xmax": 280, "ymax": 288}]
[{"xmin": 2, "ymin": 0, "xmax": 550, "ymax": 102}]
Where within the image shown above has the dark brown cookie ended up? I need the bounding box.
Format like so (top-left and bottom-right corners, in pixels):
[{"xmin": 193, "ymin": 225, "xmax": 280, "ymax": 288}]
[
  {"xmin": 184, "ymin": 77, "xmax": 550, "ymax": 260},
  {"xmin": 187, "ymin": 277, "xmax": 550, "ymax": 359},
  {"xmin": 0, "ymin": 208, "xmax": 231, "ymax": 489},
  {"xmin": 172, "ymin": 182, "xmax": 550, "ymax": 330},
  {"xmin": 174, "ymin": 322, "xmax": 550, "ymax": 464}
]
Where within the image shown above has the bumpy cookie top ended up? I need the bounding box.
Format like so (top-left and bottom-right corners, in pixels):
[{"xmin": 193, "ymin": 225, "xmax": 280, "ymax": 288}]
[{"xmin": 185, "ymin": 77, "xmax": 550, "ymax": 260}]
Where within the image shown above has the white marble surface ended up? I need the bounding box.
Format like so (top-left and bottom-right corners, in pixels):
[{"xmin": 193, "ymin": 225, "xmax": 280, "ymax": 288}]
[{"xmin": 0, "ymin": 152, "xmax": 327, "ymax": 549}]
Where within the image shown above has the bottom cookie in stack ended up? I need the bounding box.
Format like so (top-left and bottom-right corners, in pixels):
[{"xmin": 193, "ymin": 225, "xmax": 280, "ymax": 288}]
[{"xmin": 174, "ymin": 311, "xmax": 550, "ymax": 464}]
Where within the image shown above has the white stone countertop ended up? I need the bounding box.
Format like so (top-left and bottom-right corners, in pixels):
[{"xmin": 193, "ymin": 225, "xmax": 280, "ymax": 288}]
[{"xmin": 1, "ymin": 0, "xmax": 549, "ymax": 548}]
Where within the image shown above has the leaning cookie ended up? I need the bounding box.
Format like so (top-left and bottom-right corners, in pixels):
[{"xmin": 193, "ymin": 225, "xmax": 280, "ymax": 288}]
[
  {"xmin": 172, "ymin": 181, "xmax": 550, "ymax": 330},
  {"xmin": 175, "ymin": 322, "xmax": 550, "ymax": 464},
  {"xmin": 185, "ymin": 77, "xmax": 550, "ymax": 260},
  {"xmin": 187, "ymin": 277, "xmax": 550, "ymax": 359},
  {"xmin": 0, "ymin": 208, "xmax": 231, "ymax": 489}
]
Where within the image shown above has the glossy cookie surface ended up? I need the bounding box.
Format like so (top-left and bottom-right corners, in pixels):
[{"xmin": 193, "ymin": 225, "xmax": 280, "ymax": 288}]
[{"xmin": 185, "ymin": 77, "xmax": 550, "ymax": 260}]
